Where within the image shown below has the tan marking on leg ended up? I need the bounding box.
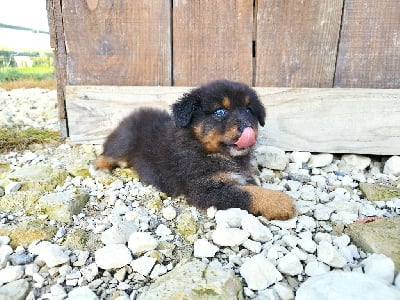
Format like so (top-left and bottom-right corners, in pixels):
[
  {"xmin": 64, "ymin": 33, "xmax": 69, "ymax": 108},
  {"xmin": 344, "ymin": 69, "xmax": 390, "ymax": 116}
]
[
  {"xmin": 241, "ymin": 185, "xmax": 296, "ymax": 220},
  {"xmin": 94, "ymin": 155, "xmax": 117, "ymax": 170}
]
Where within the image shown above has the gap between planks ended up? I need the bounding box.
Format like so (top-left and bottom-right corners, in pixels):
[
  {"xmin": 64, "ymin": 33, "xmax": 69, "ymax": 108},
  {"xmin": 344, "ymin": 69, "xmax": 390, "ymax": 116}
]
[{"xmin": 65, "ymin": 86, "xmax": 400, "ymax": 155}]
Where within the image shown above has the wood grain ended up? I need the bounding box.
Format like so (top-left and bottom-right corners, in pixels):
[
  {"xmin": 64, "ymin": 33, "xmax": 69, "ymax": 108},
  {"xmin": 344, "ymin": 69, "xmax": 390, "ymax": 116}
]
[
  {"xmin": 255, "ymin": 0, "xmax": 343, "ymax": 87},
  {"xmin": 334, "ymin": 0, "xmax": 400, "ymax": 88},
  {"xmin": 65, "ymin": 86, "xmax": 400, "ymax": 155},
  {"xmin": 172, "ymin": 0, "xmax": 253, "ymax": 86},
  {"xmin": 61, "ymin": 0, "xmax": 171, "ymax": 86}
]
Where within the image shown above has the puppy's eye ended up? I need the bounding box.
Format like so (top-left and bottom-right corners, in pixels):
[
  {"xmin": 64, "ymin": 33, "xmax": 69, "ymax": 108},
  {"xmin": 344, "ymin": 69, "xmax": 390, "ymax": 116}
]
[
  {"xmin": 214, "ymin": 108, "xmax": 228, "ymax": 119},
  {"xmin": 245, "ymin": 107, "xmax": 252, "ymax": 114}
]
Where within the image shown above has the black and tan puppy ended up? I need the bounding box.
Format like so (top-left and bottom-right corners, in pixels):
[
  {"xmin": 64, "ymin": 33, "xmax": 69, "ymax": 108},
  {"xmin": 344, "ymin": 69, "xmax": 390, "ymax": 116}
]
[{"xmin": 96, "ymin": 80, "xmax": 296, "ymax": 220}]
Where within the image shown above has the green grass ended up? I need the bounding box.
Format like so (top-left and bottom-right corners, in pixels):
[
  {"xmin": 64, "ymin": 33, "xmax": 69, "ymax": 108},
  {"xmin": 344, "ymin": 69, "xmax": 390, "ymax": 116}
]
[
  {"xmin": 0, "ymin": 127, "xmax": 61, "ymax": 153},
  {"xmin": 0, "ymin": 66, "xmax": 55, "ymax": 82}
]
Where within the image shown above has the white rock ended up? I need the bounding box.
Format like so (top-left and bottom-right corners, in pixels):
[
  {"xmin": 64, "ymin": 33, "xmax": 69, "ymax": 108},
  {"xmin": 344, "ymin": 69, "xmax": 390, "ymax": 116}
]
[
  {"xmin": 25, "ymin": 263, "xmax": 39, "ymax": 277},
  {"xmin": 290, "ymin": 151, "xmax": 311, "ymax": 164},
  {"xmin": 162, "ymin": 206, "xmax": 177, "ymax": 220},
  {"xmin": 212, "ymin": 227, "xmax": 249, "ymax": 247},
  {"xmin": 313, "ymin": 205, "xmax": 334, "ymax": 221},
  {"xmin": 0, "ymin": 236, "xmax": 10, "ymax": 246},
  {"xmin": 67, "ymin": 286, "xmax": 98, "ymax": 300},
  {"xmin": 296, "ymin": 271, "xmax": 400, "ymax": 300},
  {"xmin": 0, "ymin": 244, "xmax": 13, "ymax": 268},
  {"xmin": 308, "ymin": 154, "xmax": 333, "ymax": 168},
  {"xmin": 155, "ymin": 224, "xmax": 172, "ymax": 237},
  {"xmin": 193, "ymin": 239, "xmax": 219, "ymax": 258},
  {"xmin": 131, "ymin": 256, "xmax": 156, "ymax": 276},
  {"xmin": 81, "ymin": 263, "xmax": 99, "ymax": 282},
  {"xmin": 298, "ymin": 232, "xmax": 317, "ymax": 253},
  {"xmin": 0, "ymin": 265, "xmax": 24, "ymax": 283},
  {"xmin": 383, "ymin": 156, "xmax": 400, "ymax": 176},
  {"xmin": 101, "ymin": 221, "xmax": 138, "ymax": 245},
  {"xmin": 206, "ymin": 206, "xmax": 218, "ymax": 219},
  {"xmin": 332, "ymin": 234, "xmax": 350, "ymax": 248},
  {"xmin": 240, "ymin": 254, "xmax": 283, "ymax": 290},
  {"xmin": 35, "ymin": 242, "xmax": 70, "ymax": 268},
  {"xmin": 339, "ymin": 154, "xmax": 371, "ymax": 172},
  {"xmin": 128, "ymin": 232, "xmax": 158, "ymax": 255},
  {"xmin": 300, "ymin": 185, "xmax": 316, "ymax": 201},
  {"xmin": 270, "ymin": 217, "xmax": 297, "ymax": 229},
  {"xmin": 273, "ymin": 283, "xmax": 294, "ymax": 300},
  {"xmin": 282, "ymin": 235, "xmax": 299, "ymax": 248},
  {"xmin": 254, "ymin": 146, "xmax": 288, "ymax": 170},
  {"xmin": 5, "ymin": 181, "xmax": 22, "ymax": 194},
  {"xmin": 363, "ymin": 253, "xmax": 395, "ymax": 285},
  {"xmin": 277, "ymin": 252, "xmax": 303, "ymax": 276},
  {"xmin": 241, "ymin": 214, "xmax": 273, "ymax": 242},
  {"xmin": 50, "ymin": 284, "xmax": 67, "ymax": 299},
  {"xmin": 304, "ymin": 260, "xmax": 330, "ymax": 277},
  {"xmin": 395, "ymin": 273, "xmax": 400, "ymax": 290},
  {"xmin": 297, "ymin": 215, "xmax": 317, "ymax": 232},
  {"xmin": 317, "ymin": 241, "xmax": 347, "ymax": 268},
  {"xmin": 94, "ymin": 244, "xmax": 132, "ymax": 270},
  {"xmin": 150, "ymin": 264, "xmax": 168, "ymax": 279},
  {"xmin": 215, "ymin": 208, "xmax": 248, "ymax": 228},
  {"xmin": 242, "ymin": 239, "xmax": 262, "ymax": 253},
  {"xmin": 291, "ymin": 247, "xmax": 308, "ymax": 261}
]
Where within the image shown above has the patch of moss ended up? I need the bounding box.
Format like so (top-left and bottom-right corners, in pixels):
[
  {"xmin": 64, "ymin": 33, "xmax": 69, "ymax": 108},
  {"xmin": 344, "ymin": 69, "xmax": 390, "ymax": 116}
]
[{"xmin": 0, "ymin": 127, "xmax": 60, "ymax": 153}]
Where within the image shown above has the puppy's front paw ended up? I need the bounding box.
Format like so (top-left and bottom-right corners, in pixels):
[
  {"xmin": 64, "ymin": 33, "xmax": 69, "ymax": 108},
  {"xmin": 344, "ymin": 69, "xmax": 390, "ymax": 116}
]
[{"xmin": 242, "ymin": 185, "xmax": 296, "ymax": 220}]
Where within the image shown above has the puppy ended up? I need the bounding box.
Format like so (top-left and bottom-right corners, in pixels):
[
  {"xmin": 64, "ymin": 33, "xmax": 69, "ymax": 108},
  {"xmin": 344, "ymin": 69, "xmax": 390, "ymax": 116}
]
[{"xmin": 96, "ymin": 80, "xmax": 296, "ymax": 220}]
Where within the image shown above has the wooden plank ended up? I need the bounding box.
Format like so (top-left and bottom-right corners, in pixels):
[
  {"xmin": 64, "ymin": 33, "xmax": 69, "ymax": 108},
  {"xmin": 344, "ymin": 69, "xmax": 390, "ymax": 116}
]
[
  {"xmin": 255, "ymin": 0, "xmax": 343, "ymax": 87},
  {"xmin": 61, "ymin": 0, "xmax": 171, "ymax": 86},
  {"xmin": 47, "ymin": 0, "xmax": 68, "ymax": 137},
  {"xmin": 334, "ymin": 0, "xmax": 400, "ymax": 88},
  {"xmin": 172, "ymin": 0, "xmax": 253, "ymax": 86},
  {"xmin": 65, "ymin": 86, "xmax": 400, "ymax": 155}
]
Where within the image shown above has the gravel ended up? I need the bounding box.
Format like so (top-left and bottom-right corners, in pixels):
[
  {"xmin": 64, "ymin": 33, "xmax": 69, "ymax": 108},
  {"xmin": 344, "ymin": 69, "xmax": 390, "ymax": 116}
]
[{"xmin": 0, "ymin": 88, "xmax": 400, "ymax": 299}]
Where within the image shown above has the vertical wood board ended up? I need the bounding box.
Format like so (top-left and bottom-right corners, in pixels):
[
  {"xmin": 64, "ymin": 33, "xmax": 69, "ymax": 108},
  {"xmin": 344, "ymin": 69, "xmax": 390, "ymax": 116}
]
[
  {"xmin": 255, "ymin": 0, "xmax": 343, "ymax": 87},
  {"xmin": 65, "ymin": 86, "xmax": 400, "ymax": 155},
  {"xmin": 61, "ymin": 0, "xmax": 171, "ymax": 86},
  {"xmin": 172, "ymin": 0, "xmax": 254, "ymax": 86},
  {"xmin": 334, "ymin": 0, "xmax": 400, "ymax": 88}
]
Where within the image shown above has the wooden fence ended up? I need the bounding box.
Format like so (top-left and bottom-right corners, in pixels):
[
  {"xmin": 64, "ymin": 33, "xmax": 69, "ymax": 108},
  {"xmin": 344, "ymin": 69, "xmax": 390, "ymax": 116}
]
[{"xmin": 47, "ymin": 0, "xmax": 400, "ymax": 154}]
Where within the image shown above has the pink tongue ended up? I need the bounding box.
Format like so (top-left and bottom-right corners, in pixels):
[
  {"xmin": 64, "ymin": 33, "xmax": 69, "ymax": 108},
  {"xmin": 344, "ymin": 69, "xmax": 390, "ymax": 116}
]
[{"xmin": 234, "ymin": 127, "xmax": 256, "ymax": 149}]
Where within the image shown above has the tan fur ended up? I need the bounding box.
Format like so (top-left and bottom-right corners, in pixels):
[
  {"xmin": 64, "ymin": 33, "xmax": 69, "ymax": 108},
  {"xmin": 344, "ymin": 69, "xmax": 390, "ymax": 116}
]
[{"xmin": 242, "ymin": 185, "xmax": 296, "ymax": 220}]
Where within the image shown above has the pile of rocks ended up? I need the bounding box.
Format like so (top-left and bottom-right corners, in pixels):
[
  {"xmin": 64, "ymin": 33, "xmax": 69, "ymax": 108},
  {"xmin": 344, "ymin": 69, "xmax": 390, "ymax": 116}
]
[{"xmin": 0, "ymin": 88, "xmax": 400, "ymax": 299}]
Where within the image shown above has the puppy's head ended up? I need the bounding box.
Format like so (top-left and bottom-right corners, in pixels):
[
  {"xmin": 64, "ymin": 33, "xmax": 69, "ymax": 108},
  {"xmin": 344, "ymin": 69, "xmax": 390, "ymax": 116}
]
[{"xmin": 172, "ymin": 80, "xmax": 266, "ymax": 157}]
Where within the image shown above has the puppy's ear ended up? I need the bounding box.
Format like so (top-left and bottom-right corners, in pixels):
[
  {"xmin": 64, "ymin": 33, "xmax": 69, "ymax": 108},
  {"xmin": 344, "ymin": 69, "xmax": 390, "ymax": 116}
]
[
  {"xmin": 172, "ymin": 89, "xmax": 201, "ymax": 128},
  {"xmin": 257, "ymin": 104, "xmax": 266, "ymax": 127}
]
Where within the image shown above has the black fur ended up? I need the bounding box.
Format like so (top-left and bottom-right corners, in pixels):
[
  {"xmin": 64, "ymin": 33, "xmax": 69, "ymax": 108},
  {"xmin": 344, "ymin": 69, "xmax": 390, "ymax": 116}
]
[{"xmin": 99, "ymin": 80, "xmax": 267, "ymax": 211}]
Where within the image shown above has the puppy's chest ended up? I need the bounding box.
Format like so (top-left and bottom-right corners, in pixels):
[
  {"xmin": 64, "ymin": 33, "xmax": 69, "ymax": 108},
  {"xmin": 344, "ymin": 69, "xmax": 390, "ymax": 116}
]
[{"xmin": 208, "ymin": 153, "xmax": 256, "ymax": 185}]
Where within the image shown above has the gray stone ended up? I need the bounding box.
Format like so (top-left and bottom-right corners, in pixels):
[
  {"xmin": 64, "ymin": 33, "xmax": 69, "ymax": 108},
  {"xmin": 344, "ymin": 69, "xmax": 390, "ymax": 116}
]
[
  {"xmin": 138, "ymin": 260, "xmax": 243, "ymax": 300},
  {"xmin": 296, "ymin": 271, "xmax": 400, "ymax": 300},
  {"xmin": 0, "ymin": 279, "xmax": 30, "ymax": 300},
  {"xmin": 359, "ymin": 183, "xmax": 400, "ymax": 201},
  {"xmin": 254, "ymin": 146, "xmax": 288, "ymax": 170},
  {"xmin": 38, "ymin": 189, "xmax": 90, "ymax": 222},
  {"xmin": 346, "ymin": 217, "xmax": 400, "ymax": 270},
  {"xmin": 7, "ymin": 165, "xmax": 67, "ymax": 193}
]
